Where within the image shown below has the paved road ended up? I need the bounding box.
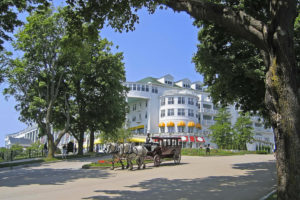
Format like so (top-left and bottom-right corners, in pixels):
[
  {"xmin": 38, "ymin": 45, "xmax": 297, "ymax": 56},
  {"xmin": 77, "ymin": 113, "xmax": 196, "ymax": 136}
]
[{"xmin": 0, "ymin": 154, "xmax": 276, "ymax": 200}]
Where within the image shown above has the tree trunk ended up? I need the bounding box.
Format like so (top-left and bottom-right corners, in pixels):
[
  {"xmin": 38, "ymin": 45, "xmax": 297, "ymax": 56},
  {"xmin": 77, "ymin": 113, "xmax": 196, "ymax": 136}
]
[
  {"xmin": 266, "ymin": 54, "xmax": 300, "ymax": 199},
  {"xmin": 77, "ymin": 130, "xmax": 84, "ymax": 155},
  {"xmin": 264, "ymin": 9, "xmax": 300, "ymax": 197},
  {"xmin": 47, "ymin": 133, "xmax": 55, "ymax": 159},
  {"xmin": 89, "ymin": 130, "xmax": 95, "ymax": 153}
]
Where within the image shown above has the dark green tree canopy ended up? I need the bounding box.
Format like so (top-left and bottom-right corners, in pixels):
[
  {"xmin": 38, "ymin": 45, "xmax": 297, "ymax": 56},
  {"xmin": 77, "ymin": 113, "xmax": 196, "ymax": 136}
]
[{"xmin": 0, "ymin": 0, "xmax": 50, "ymax": 50}]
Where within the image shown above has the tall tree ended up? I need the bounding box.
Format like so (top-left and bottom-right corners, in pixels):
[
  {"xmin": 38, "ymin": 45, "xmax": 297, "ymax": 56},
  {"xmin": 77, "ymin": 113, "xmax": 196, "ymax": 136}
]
[
  {"xmin": 233, "ymin": 112, "xmax": 254, "ymax": 150},
  {"xmin": 65, "ymin": 31, "xmax": 128, "ymax": 155},
  {"xmin": 209, "ymin": 107, "xmax": 232, "ymax": 149},
  {"xmin": 5, "ymin": 8, "xmax": 70, "ymax": 159}
]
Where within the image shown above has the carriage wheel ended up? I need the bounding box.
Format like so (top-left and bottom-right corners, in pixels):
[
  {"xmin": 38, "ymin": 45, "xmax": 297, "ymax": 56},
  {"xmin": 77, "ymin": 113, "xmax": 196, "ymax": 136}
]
[
  {"xmin": 174, "ymin": 153, "xmax": 181, "ymax": 165},
  {"xmin": 154, "ymin": 155, "xmax": 161, "ymax": 167}
]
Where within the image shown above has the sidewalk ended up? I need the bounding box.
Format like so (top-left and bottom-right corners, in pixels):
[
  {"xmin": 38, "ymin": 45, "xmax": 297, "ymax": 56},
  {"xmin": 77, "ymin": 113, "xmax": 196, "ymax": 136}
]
[{"xmin": 0, "ymin": 157, "xmax": 44, "ymax": 166}]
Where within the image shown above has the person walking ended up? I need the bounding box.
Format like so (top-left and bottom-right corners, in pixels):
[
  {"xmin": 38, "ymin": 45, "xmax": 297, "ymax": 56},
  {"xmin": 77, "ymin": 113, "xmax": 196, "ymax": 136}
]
[
  {"xmin": 206, "ymin": 144, "xmax": 210, "ymax": 156},
  {"xmin": 43, "ymin": 143, "xmax": 48, "ymax": 157},
  {"xmin": 62, "ymin": 145, "xmax": 67, "ymax": 159}
]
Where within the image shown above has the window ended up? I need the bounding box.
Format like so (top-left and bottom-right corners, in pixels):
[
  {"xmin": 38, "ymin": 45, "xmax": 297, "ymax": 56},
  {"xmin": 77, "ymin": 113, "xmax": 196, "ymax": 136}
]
[
  {"xmin": 168, "ymin": 97, "xmax": 174, "ymax": 104},
  {"xmin": 203, "ymin": 115, "xmax": 212, "ymax": 120},
  {"xmin": 188, "ymin": 109, "xmax": 194, "ymax": 117},
  {"xmin": 161, "ymin": 110, "xmax": 165, "ymax": 118},
  {"xmin": 146, "ymin": 85, "xmax": 149, "ymax": 92},
  {"xmin": 137, "ymin": 84, "xmax": 141, "ymax": 91},
  {"xmin": 188, "ymin": 98, "xmax": 194, "ymax": 105},
  {"xmin": 145, "ymin": 101, "xmax": 148, "ymax": 107},
  {"xmin": 178, "ymin": 126, "xmax": 185, "ymax": 133},
  {"xmin": 255, "ymin": 123, "xmax": 262, "ymax": 127},
  {"xmin": 203, "ymin": 104, "xmax": 212, "ymax": 109},
  {"xmin": 132, "ymin": 116, "xmax": 136, "ymax": 122},
  {"xmin": 188, "ymin": 127, "xmax": 194, "ymax": 133},
  {"xmin": 161, "ymin": 98, "xmax": 165, "ymax": 106},
  {"xmin": 151, "ymin": 86, "xmax": 158, "ymax": 93},
  {"xmin": 167, "ymin": 109, "xmax": 174, "ymax": 116},
  {"xmin": 160, "ymin": 127, "xmax": 165, "ymax": 133},
  {"xmin": 183, "ymin": 83, "xmax": 190, "ymax": 88},
  {"xmin": 142, "ymin": 85, "xmax": 145, "ymax": 91},
  {"xmin": 145, "ymin": 112, "xmax": 147, "ymax": 119},
  {"xmin": 196, "ymin": 84, "xmax": 202, "ymax": 90},
  {"xmin": 152, "ymin": 86, "xmax": 158, "ymax": 93},
  {"xmin": 178, "ymin": 108, "xmax": 185, "ymax": 116},
  {"xmin": 129, "ymin": 84, "xmax": 132, "ymax": 90},
  {"xmin": 165, "ymin": 80, "xmax": 172, "ymax": 85},
  {"xmin": 178, "ymin": 97, "xmax": 185, "ymax": 104},
  {"xmin": 132, "ymin": 104, "xmax": 137, "ymax": 111},
  {"xmin": 133, "ymin": 84, "xmax": 136, "ymax": 90},
  {"xmin": 168, "ymin": 126, "xmax": 174, "ymax": 133}
]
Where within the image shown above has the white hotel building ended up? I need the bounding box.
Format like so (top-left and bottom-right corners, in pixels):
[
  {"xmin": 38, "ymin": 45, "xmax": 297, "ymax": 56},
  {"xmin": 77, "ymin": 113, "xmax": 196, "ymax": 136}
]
[{"xmin": 124, "ymin": 74, "xmax": 275, "ymax": 151}]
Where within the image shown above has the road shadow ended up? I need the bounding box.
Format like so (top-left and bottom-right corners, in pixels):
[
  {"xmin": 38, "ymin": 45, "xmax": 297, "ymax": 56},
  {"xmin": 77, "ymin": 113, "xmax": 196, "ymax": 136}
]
[
  {"xmin": 0, "ymin": 165, "xmax": 110, "ymax": 187},
  {"xmin": 83, "ymin": 160, "xmax": 277, "ymax": 200}
]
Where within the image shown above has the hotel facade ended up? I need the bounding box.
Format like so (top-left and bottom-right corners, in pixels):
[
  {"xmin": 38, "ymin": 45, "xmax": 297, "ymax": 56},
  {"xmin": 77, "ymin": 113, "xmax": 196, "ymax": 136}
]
[{"xmin": 124, "ymin": 74, "xmax": 275, "ymax": 151}]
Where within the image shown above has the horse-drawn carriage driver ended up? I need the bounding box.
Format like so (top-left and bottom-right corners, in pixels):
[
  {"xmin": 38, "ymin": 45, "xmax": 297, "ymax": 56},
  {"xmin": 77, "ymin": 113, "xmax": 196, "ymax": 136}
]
[{"xmin": 145, "ymin": 133, "xmax": 152, "ymax": 151}]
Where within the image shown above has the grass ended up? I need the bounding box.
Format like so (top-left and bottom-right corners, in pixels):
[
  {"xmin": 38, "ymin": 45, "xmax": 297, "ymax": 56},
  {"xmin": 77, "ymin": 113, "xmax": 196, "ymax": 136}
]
[
  {"xmin": 0, "ymin": 152, "xmax": 105, "ymax": 168},
  {"xmin": 0, "ymin": 159, "xmax": 44, "ymax": 168},
  {"xmin": 266, "ymin": 192, "xmax": 277, "ymax": 200},
  {"xmin": 181, "ymin": 148, "xmax": 260, "ymax": 156}
]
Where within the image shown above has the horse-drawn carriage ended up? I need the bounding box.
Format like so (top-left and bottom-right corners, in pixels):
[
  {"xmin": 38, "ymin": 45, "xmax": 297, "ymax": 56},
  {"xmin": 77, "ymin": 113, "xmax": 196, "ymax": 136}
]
[
  {"xmin": 146, "ymin": 136, "xmax": 182, "ymax": 167},
  {"xmin": 105, "ymin": 136, "xmax": 182, "ymax": 170}
]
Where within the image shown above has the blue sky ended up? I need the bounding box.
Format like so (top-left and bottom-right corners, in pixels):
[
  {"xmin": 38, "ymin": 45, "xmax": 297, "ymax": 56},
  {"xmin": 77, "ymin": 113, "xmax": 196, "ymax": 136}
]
[{"xmin": 0, "ymin": 7, "xmax": 203, "ymax": 147}]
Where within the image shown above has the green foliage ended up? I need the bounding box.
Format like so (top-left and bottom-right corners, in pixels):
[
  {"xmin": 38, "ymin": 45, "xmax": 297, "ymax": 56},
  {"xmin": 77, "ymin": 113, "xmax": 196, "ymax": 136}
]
[
  {"xmin": 100, "ymin": 125, "xmax": 133, "ymax": 143},
  {"xmin": 25, "ymin": 141, "xmax": 43, "ymax": 155},
  {"xmin": 5, "ymin": 8, "xmax": 68, "ymax": 126},
  {"xmin": 193, "ymin": 22, "xmax": 266, "ymax": 116},
  {"xmin": 61, "ymin": 23, "xmax": 128, "ymax": 154},
  {"xmin": 209, "ymin": 107, "xmax": 233, "ymax": 149},
  {"xmin": 65, "ymin": 0, "xmax": 160, "ymax": 33},
  {"xmin": 0, "ymin": 0, "xmax": 51, "ymax": 50},
  {"xmin": 0, "ymin": 147, "xmax": 8, "ymax": 161},
  {"xmin": 193, "ymin": 2, "xmax": 300, "ymax": 122},
  {"xmin": 11, "ymin": 143, "xmax": 24, "ymax": 153},
  {"xmin": 233, "ymin": 112, "xmax": 254, "ymax": 150},
  {"xmin": 4, "ymin": 8, "xmax": 73, "ymax": 158}
]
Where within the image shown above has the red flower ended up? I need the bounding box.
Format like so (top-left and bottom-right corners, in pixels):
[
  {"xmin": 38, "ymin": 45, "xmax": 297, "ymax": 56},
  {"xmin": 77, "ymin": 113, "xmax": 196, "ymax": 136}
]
[{"xmin": 98, "ymin": 160, "xmax": 105, "ymax": 163}]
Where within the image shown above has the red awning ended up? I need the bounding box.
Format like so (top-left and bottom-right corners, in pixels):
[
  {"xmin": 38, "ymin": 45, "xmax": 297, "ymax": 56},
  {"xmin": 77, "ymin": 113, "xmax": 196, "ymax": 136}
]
[
  {"xmin": 189, "ymin": 136, "xmax": 195, "ymax": 142},
  {"xmin": 196, "ymin": 136, "xmax": 205, "ymax": 143},
  {"xmin": 180, "ymin": 136, "xmax": 188, "ymax": 142}
]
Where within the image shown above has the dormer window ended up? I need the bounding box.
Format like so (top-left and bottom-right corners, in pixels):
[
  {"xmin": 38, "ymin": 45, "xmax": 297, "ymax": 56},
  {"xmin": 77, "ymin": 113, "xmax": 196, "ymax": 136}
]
[
  {"xmin": 164, "ymin": 80, "xmax": 173, "ymax": 85},
  {"xmin": 183, "ymin": 83, "xmax": 190, "ymax": 88},
  {"xmin": 196, "ymin": 84, "xmax": 202, "ymax": 90}
]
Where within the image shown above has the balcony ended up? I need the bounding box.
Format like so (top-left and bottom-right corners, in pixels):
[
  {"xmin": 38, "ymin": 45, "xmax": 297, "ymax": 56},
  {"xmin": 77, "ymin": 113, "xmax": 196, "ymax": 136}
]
[
  {"xmin": 200, "ymin": 108, "xmax": 218, "ymax": 115},
  {"xmin": 202, "ymin": 120, "xmax": 215, "ymax": 127}
]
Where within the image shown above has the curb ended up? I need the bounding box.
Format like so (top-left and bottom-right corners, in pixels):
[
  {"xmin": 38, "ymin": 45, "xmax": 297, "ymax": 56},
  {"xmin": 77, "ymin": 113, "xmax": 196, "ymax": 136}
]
[{"xmin": 259, "ymin": 189, "xmax": 276, "ymax": 200}]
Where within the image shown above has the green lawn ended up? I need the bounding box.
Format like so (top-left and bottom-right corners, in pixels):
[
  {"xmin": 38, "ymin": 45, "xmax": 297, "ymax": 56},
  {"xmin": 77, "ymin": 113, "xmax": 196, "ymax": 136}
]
[
  {"xmin": 265, "ymin": 191, "xmax": 277, "ymax": 200},
  {"xmin": 181, "ymin": 148, "xmax": 260, "ymax": 156}
]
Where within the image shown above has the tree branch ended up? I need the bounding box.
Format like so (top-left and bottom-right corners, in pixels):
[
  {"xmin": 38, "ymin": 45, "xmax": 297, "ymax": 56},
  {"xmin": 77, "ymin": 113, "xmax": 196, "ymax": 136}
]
[{"xmin": 165, "ymin": 0, "xmax": 268, "ymax": 51}]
